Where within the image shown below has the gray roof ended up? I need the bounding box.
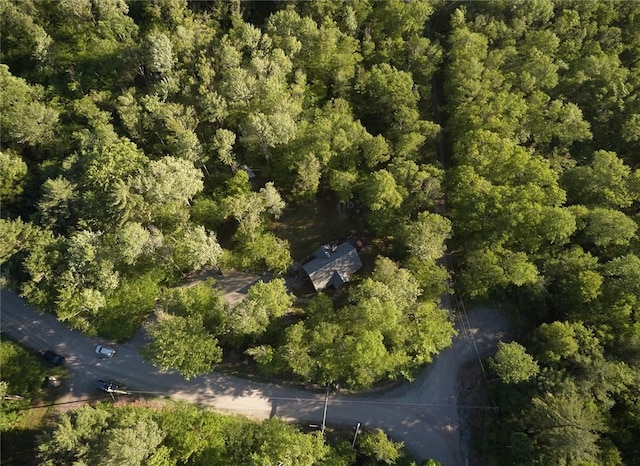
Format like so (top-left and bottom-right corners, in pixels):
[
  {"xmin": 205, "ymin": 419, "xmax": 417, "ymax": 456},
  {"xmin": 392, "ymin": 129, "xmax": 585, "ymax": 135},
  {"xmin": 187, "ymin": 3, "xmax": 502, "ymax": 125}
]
[
  {"xmin": 240, "ymin": 165, "xmax": 256, "ymax": 179},
  {"xmin": 302, "ymin": 242, "xmax": 362, "ymax": 291}
]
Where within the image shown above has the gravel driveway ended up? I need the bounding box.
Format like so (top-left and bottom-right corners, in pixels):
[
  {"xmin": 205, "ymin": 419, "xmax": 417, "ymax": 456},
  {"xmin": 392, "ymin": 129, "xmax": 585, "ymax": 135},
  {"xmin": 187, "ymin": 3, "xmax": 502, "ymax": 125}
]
[{"xmin": 1, "ymin": 285, "xmax": 508, "ymax": 465}]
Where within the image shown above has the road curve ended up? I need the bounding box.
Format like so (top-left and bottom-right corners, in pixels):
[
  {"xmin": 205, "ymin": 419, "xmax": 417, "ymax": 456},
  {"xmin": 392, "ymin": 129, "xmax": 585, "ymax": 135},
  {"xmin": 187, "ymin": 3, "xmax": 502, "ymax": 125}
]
[{"xmin": 0, "ymin": 287, "xmax": 508, "ymax": 465}]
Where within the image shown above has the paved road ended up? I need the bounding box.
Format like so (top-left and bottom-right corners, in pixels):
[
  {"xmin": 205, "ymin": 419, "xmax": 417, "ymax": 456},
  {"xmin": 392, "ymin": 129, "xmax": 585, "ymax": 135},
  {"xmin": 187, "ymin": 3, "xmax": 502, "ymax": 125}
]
[{"xmin": 0, "ymin": 286, "xmax": 508, "ymax": 465}]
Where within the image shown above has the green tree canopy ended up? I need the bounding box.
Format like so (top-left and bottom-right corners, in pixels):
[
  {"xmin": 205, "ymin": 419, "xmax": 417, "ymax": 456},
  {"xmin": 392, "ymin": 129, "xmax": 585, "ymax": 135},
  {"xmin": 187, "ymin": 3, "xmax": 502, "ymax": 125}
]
[
  {"xmin": 402, "ymin": 212, "xmax": 452, "ymax": 261},
  {"xmin": 0, "ymin": 340, "xmax": 46, "ymax": 429},
  {"xmin": 564, "ymin": 150, "xmax": 640, "ymax": 209},
  {"xmin": 223, "ymin": 278, "xmax": 294, "ymax": 342},
  {"xmin": 358, "ymin": 428, "xmax": 404, "ymax": 465},
  {"xmin": 274, "ymin": 257, "xmax": 454, "ymax": 388},
  {"xmin": 489, "ymin": 341, "xmax": 540, "ymax": 384},
  {"xmin": 170, "ymin": 225, "xmax": 223, "ymax": 273},
  {"xmin": 0, "ymin": 150, "xmax": 28, "ymax": 204},
  {"xmin": 143, "ymin": 313, "xmax": 223, "ymax": 380},
  {"xmin": 525, "ymin": 383, "xmax": 606, "ymax": 465},
  {"xmin": 0, "ymin": 64, "xmax": 59, "ymax": 148}
]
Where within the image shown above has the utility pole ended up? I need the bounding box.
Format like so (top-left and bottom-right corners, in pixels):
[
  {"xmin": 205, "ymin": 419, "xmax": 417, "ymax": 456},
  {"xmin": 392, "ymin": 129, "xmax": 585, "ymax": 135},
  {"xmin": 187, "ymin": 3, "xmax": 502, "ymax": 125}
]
[
  {"xmin": 320, "ymin": 384, "xmax": 330, "ymax": 436},
  {"xmin": 352, "ymin": 422, "xmax": 361, "ymax": 448}
]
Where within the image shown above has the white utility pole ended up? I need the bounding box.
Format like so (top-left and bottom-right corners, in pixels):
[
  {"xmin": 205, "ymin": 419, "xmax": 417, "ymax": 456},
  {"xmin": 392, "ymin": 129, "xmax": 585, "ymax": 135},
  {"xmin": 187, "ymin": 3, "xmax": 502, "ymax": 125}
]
[
  {"xmin": 320, "ymin": 385, "xmax": 330, "ymax": 436},
  {"xmin": 352, "ymin": 422, "xmax": 361, "ymax": 448}
]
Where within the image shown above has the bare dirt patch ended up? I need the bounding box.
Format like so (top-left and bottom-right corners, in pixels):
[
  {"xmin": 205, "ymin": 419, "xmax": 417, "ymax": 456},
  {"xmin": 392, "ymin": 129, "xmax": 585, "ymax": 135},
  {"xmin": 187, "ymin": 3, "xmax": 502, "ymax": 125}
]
[{"xmin": 215, "ymin": 271, "xmax": 265, "ymax": 307}]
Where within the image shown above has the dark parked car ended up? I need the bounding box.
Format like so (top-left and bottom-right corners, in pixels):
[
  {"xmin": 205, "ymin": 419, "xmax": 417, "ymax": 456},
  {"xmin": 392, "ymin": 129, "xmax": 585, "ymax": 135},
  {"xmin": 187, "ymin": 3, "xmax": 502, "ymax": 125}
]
[
  {"xmin": 95, "ymin": 380, "xmax": 119, "ymax": 392},
  {"xmin": 40, "ymin": 349, "xmax": 64, "ymax": 366}
]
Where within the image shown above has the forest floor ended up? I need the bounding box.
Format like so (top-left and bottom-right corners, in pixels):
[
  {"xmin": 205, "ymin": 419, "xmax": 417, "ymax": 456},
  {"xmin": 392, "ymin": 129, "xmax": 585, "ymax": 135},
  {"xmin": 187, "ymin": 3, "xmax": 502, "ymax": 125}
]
[{"xmin": 271, "ymin": 192, "xmax": 361, "ymax": 261}]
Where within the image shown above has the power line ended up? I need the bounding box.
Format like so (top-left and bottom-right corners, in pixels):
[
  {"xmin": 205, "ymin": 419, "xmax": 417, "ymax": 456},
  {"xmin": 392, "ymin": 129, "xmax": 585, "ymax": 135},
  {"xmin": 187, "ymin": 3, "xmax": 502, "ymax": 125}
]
[
  {"xmin": 267, "ymin": 397, "xmax": 498, "ymax": 410},
  {"xmin": 180, "ymin": 393, "xmax": 498, "ymax": 410},
  {"xmin": 454, "ymin": 286, "xmax": 488, "ymax": 381},
  {"xmin": 6, "ymin": 393, "xmax": 498, "ymax": 413}
]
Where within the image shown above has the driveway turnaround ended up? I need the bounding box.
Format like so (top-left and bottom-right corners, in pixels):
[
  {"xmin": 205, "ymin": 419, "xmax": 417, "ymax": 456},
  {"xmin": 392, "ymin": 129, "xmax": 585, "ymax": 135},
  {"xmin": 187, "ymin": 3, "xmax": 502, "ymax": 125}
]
[{"xmin": 0, "ymin": 287, "xmax": 508, "ymax": 465}]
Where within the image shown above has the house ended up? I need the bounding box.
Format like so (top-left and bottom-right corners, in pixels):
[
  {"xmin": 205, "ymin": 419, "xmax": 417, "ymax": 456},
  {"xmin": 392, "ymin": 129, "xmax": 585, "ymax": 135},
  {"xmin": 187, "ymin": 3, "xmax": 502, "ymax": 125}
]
[
  {"xmin": 240, "ymin": 164, "xmax": 256, "ymax": 179},
  {"xmin": 302, "ymin": 242, "xmax": 363, "ymax": 291}
]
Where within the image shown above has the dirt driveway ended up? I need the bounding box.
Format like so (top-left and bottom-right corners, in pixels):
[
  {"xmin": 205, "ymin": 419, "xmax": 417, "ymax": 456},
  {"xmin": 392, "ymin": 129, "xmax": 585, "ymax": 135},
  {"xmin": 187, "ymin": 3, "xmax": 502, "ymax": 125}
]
[
  {"xmin": 1, "ymin": 279, "xmax": 509, "ymax": 466},
  {"xmin": 210, "ymin": 273, "xmax": 511, "ymax": 463},
  {"xmin": 214, "ymin": 271, "xmax": 265, "ymax": 307}
]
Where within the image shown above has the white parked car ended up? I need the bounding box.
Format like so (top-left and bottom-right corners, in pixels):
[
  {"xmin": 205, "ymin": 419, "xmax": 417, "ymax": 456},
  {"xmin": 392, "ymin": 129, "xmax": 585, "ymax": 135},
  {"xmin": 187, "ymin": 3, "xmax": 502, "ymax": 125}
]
[{"xmin": 95, "ymin": 345, "xmax": 116, "ymax": 357}]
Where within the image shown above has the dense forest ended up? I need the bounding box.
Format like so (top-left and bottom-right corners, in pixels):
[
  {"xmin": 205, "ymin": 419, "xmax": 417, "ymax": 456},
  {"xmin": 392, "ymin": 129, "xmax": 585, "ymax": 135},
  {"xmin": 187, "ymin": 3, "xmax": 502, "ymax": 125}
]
[
  {"xmin": 1, "ymin": 0, "xmax": 639, "ymax": 464},
  {"xmin": 34, "ymin": 402, "xmax": 412, "ymax": 466}
]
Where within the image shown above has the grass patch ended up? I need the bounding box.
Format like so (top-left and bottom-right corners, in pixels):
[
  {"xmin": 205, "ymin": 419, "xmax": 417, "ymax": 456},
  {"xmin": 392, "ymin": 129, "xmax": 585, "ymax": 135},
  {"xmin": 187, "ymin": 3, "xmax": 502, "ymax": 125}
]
[{"xmin": 1, "ymin": 390, "xmax": 62, "ymax": 466}]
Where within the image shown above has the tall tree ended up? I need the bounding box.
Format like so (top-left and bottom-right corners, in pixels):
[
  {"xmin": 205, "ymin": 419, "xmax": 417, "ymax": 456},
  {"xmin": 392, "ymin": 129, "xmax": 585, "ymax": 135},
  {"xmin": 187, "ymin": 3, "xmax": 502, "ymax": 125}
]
[
  {"xmin": 93, "ymin": 417, "xmax": 165, "ymax": 466},
  {"xmin": 143, "ymin": 313, "xmax": 222, "ymax": 380},
  {"xmin": 564, "ymin": 150, "xmax": 640, "ymax": 209},
  {"xmin": 355, "ymin": 63, "xmax": 424, "ymax": 140},
  {"xmin": 132, "ymin": 156, "xmax": 203, "ymax": 207},
  {"xmin": 0, "ymin": 150, "xmax": 28, "ymax": 205},
  {"xmin": 488, "ymin": 342, "xmax": 540, "ymax": 384},
  {"xmin": 0, "ymin": 218, "xmax": 40, "ymax": 266},
  {"xmin": 170, "ymin": 225, "xmax": 223, "ymax": 273},
  {"xmin": 525, "ymin": 384, "xmax": 606, "ymax": 465},
  {"xmin": 358, "ymin": 428, "xmax": 404, "ymax": 465},
  {"xmin": 37, "ymin": 406, "xmax": 110, "ymax": 465},
  {"xmin": 36, "ymin": 177, "xmax": 78, "ymax": 231},
  {"xmin": 224, "ymin": 278, "xmax": 293, "ymax": 342},
  {"xmin": 0, "ymin": 64, "xmax": 59, "ymax": 149},
  {"xmin": 402, "ymin": 212, "xmax": 452, "ymax": 261}
]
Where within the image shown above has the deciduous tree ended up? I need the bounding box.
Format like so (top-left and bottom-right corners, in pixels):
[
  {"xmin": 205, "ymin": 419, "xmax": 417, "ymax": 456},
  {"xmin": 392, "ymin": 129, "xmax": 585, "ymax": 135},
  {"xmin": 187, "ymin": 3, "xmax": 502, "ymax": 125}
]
[
  {"xmin": 94, "ymin": 417, "xmax": 165, "ymax": 466},
  {"xmin": 37, "ymin": 406, "xmax": 110, "ymax": 465},
  {"xmin": 143, "ymin": 32, "xmax": 174, "ymax": 76},
  {"xmin": 170, "ymin": 225, "xmax": 223, "ymax": 273},
  {"xmin": 580, "ymin": 207, "xmax": 638, "ymax": 248},
  {"xmin": 564, "ymin": 150, "xmax": 640, "ymax": 209},
  {"xmin": 250, "ymin": 418, "xmax": 329, "ymax": 466},
  {"xmin": 0, "ymin": 218, "xmax": 40, "ymax": 265},
  {"xmin": 0, "ymin": 341, "xmax": 46, "ymax": 407},
  {"xmin": 37, "ymin": 177, "xmax": 78, "ymax": 231},
  {"xmin": 132, "ymin": 156, "xmax": 203, "ymax": 207},
  {"xmin": 360, "ymin": 169, "xmax": 403, "ymax": 212},
  {"xmin": 358, "ymin": 428, "xmax": 404, "ymax": 465},
  {"xmin": 402, "ymin": 212, "xmax": 451, "ymax": 261},
  {"xmin": 0, "ymin": 150, "xmax": 28, "ymax": 204},
  {"xmin": 0, "ymin": 64, "xmax": 59, "ymax": 148},
  {"xmin": 355, "ymin": 63, "xmax": 422, "ymax": 139},
  {"xmin": 143, "ymin": 313, "xmax": 222, "ymax": 380},
  {"xmin": 113, "ymin": 222, "xmax": 153, "ymax": 267},
  {"xmin": 489, "ymin": 342, "xmax": 539, "ymax": 384}
]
